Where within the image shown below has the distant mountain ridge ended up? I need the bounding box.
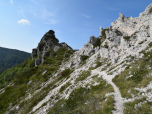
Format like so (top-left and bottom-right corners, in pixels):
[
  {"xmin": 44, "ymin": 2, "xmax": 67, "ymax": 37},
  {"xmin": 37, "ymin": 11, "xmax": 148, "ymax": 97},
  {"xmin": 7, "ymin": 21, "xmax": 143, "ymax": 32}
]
[{"xmin": 0, "ymin": 47, "xmax": 30, "ymax": 73}]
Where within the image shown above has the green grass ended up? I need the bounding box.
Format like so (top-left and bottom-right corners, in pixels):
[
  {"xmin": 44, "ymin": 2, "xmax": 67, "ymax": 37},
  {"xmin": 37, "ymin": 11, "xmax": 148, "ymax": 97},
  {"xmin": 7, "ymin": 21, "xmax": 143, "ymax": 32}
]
[
  {"xmin": 47, "ymin": 78, "xmax": 114, "ymax": 114},
  {"xmin": 75, "ymin": 70, "xmax": 91, "ymax": 82},
  {"xmin": 0, "ymin": 57, "xmax": 36, "ymax": 89},
  {"xmin": 59, "ymin": 82, "xmax": 71, "ymax": 93},
  {"xmin": 99, "ymin": 95, "xmax": 115, "ymax": 114},
  {"xmin": 149, "ymin": 42, "xmax": 152, "ymax": 47},
  {"xmin": 90, "ymin": 61, "xmax": 102, "ymax": 70},
  {"xmin": 123, "ymin": 97, "xmax": 152, "ymax": 114},
  {"xmin": 0, "ymin": 46, "xmax": 75, "ymax": 113},
  {"xmin": 101, "ymin": 62, "xmax": 111, "ymax": 71},
  {"xmin": 0, "ymin": 84, "xmax": 27, "ymax": 113},
  {"xmin": 80, "ymin": 55, "xmax": 90, "ymax": 66},
  {"xmin": 81, "ymin": 55, "xmax": 89, "ymax": 61},
  {"xmin": 113, "ymin": 47, "xmax": 152, "ymax": 103},
  {"xmin": 59, "ymin": 68, "xmax": 74, "ymax": 80}
]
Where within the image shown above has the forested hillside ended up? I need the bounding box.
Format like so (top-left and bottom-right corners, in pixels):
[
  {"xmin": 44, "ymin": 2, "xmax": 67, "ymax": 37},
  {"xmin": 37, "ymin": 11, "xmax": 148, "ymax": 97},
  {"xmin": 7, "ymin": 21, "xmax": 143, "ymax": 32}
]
[{"xmin": 0, "ymin": 47, "xmax": 30, "ymax": 74}]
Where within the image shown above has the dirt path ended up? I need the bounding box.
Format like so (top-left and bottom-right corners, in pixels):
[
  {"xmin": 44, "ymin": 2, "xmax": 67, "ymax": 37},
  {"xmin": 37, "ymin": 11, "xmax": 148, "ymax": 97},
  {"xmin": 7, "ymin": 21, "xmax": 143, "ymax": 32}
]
[{"xmin": 92, "ymin": 69, "xmax": 124, "ymax": 114}]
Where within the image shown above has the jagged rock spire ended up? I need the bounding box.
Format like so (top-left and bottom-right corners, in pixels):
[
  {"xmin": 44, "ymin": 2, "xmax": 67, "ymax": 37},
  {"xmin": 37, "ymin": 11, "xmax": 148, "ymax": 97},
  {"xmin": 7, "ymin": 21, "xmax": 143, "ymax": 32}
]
[
  {"xmin": 118, "ymin": 13, "xmax": 125, "ymax": 22},
  {"xmin": 31, "ymin": 30, "xmax": 73, "ymax": 66}
]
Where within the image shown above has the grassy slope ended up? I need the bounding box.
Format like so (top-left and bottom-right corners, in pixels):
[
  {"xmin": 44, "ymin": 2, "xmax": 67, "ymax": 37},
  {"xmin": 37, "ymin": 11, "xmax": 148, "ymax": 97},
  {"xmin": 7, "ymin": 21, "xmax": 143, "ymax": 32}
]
[
  {"xmin": 0, "ymin": 29, "xmax": 125, "ymax": 114},
  {"xmin": 0, "ymin": 47, "xmax": 74, "ymax": 114},
  {"xmin": 112, "ymin": 43, "xmax": 152, "ymax": 114}
]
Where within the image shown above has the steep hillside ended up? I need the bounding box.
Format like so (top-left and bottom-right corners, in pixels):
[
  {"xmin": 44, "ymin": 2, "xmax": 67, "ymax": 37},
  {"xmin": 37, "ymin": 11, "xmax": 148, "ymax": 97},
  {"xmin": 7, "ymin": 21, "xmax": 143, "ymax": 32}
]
[
  {"xmin": 0, "ymin": 47, "xmax": 30, "ymax": 74},
  {"xmin": 0, "ymin": 3, "xmax": 152, "ymax": 114}
]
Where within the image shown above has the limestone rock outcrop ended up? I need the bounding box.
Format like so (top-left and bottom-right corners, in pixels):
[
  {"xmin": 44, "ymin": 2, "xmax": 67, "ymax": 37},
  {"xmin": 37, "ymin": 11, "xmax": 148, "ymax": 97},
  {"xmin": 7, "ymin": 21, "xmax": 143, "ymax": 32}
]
[
  {"xmin": 32, "ymin": 30, "xmax": 73, "ymax": 66},
  {"xmin": 32, "ymin": 3, "xmax": 152, "ymax": 67},
  {"xmin": 64, "ymin": 3, "xmax": 152, "ymax": 67}
]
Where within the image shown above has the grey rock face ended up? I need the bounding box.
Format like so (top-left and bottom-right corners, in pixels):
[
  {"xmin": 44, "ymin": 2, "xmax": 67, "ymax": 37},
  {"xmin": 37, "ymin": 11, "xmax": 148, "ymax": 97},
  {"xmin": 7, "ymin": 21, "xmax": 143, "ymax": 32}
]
[
  {"xmin": 88, "ymin": 49, "xmax": 95, "ymax": 55},
  {"xmin": 47, "ymin": 40, "xmax": 54, "ymax": 46},
  {"xmin": 31, "ymin": 48, "xmax": 37, "ymax": 59},
  {"xmin": 144, "ymin": 3, "xmax": 152, "ymax": 14},
  {"xmin": 35, "ymin": 58, "xmax": 41, "ymax": 66},
  {"xmin": 88, "ymin": 36, "xmax": 97, "ymax": 45},
  {"xmin": 41, "ymin": 51, "xmax": 49, "ymax": 63},
  {"xmin": 105, "ymin": 30, "xmax": 121, "ymax": 46},
  {"xmin": 53, "ymin": 45, "xmax": 60, "ymax": 52},
  {"xmin": 75, "ymin": 56, "xmax": 82, "ymax": 67},
  {"xmin": 100, "ymin": 48, "xmax": 109, "ymax": 58},
  {"xmin": 118, "ymin": 13, "xmax": 125, "ymax": 22},
  {"xmin": 42, "ymin": 30, "xmax": 55, "ymax": 41},
  {"xmin": 60, "ymin": 42, "xmax": 73, "ymax": 50}
]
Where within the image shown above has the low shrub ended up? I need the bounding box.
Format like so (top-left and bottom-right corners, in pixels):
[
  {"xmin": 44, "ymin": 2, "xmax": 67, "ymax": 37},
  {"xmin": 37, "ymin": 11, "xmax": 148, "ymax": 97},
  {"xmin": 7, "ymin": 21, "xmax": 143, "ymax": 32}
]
[
  {"xmin": 94, "ymin": 39, "xmax": 101, "ymax": 48},
  {"xmin": 64, "ymin": 87, "xmax": 89, "ymax": 110},
  {"xmin": 104, "ymin": 44, "xmax": 109, "ymax": 48},
  {"xmin": 124, "ymin": 36, "xmax": 130, "ymax": 41},
  {"xmin": 128, "ymin": 66, "xmax": 148, "ymax": 83},
  {"xmin": 149, "ymin": 42, "xmax": 152, "ymax": 47},
  {"xmin": 81, "ymin": 55, "xmax": 89, "ymax": 61},
  {"xmin": 59, "ymin": 68, "xmax": 73, "ymax": 80},
  {"xmin": 102, "ymin": 29, "xmax": 109, "ymax": 39}
]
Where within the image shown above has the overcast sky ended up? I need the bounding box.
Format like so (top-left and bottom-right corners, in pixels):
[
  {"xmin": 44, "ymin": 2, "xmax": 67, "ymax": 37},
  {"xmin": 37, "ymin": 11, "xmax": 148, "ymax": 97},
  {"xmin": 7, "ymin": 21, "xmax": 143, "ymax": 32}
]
[{"xmin": 0, "ymin": 0, "xmax": 152, "ymax": 53}]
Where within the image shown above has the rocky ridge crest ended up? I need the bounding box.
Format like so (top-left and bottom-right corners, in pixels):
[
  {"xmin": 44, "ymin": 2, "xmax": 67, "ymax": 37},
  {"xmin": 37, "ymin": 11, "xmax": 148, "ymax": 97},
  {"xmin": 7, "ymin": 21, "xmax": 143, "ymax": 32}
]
[{"xmin": 66, "ymin": 3, "xmax": 152, "ymax": 67}]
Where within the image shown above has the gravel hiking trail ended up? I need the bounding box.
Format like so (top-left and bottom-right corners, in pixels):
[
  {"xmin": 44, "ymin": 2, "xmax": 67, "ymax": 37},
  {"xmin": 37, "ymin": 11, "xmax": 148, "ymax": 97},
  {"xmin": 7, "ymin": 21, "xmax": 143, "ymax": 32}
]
[{"xmin": 92, "ymin": 69, "xmax": 124, "ymax": 114}]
